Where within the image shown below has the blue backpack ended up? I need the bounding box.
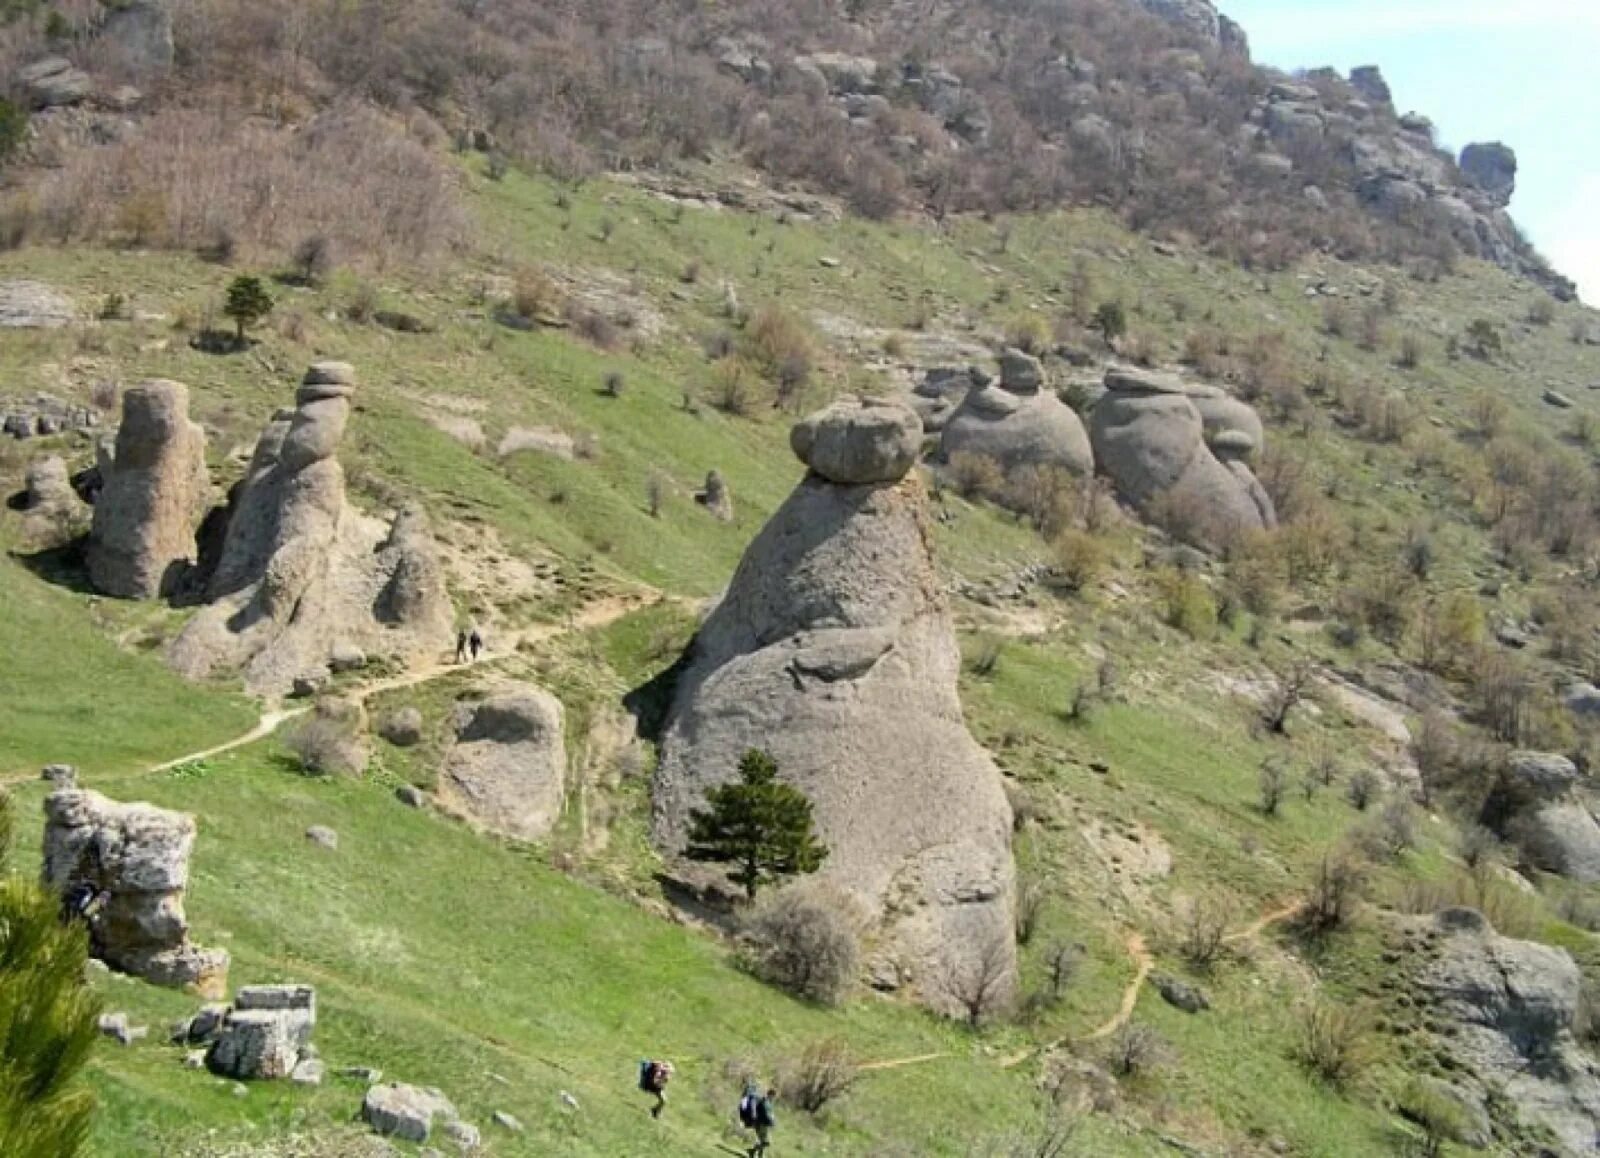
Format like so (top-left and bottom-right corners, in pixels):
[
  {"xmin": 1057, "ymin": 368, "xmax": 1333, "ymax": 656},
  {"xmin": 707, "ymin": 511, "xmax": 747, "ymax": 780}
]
[{"xmin": 638, "ymin": 1061, "xmax": 653, "ymax": 1092}]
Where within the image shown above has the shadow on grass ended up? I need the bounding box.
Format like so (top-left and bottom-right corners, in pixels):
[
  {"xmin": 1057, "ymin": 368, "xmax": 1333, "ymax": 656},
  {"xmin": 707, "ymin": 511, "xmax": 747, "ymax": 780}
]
[{"xmin": 12, "ymin": 535, "xmax": 94, "ymax": 594}]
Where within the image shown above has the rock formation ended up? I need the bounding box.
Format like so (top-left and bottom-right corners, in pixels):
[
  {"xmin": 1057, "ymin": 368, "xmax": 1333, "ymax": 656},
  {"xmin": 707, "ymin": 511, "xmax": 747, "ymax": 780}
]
[
  {"xmin": 653, "ymin": 397, "xmax": 1017, "ymax": 1011},
  {"xmin": 1089, "ymin": 368, "xmax": 1275, "ymax": 549},
  {"xmin": 99, "ymin": 0, "xmax": 175, "ymax": 79},
  {"xmin": 41, "ymin": 788, "xmax": 228, "ymax": 996},
  {"xmin": 437, "ymin": 685, "xmax": 567, "ymax": 841},
  {"xmin": 907, "ymin": 366, "xmax": 985, "ymax": 434},
  {"xmin": 87, "ymin": 380, "xmax": 210, "ymax": 600},
  {"xmin": 0, "ymin": 281, "xmax": 76, "ymax": 329},
  {"xmin": 694, "ymin": 470, "xmax": 734, "ymax": 521},
  {"xmin": 1417, "ymin": 908, "xmax": 1600, "ymax": 1154},
  {"xmin": 938, "ymin": 349, "xmax": 1093, "ymax": 486},
  {"xmin": 169, "ymin": 363, "xmax": 452, "ymax": 695},
  {"xmin": 1459, "ymin": 141, "xmax": 1517, "ymax": 208},
  {"xmin": 16, "ymin": 455, "xmax": 86, "ymax": 542},
  {"xmin": 1483, "ymin": 751, "xmax": 1600, "ymax": 883},
  {"xmin": 204, "ymin": 985, "xmax": 317, "ymax": 1081}
]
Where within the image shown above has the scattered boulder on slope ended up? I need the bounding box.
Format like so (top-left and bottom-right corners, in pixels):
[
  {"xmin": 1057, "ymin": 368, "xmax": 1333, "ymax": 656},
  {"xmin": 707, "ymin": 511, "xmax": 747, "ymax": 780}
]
[
  {"xmin": 1089, "ymin": 368, "xmax": 1276, "ymax": 549},
  {"xmin": 938, "ymin": 349, "xmax": 1093, "ymax": 487},
  {"xmin": 653, "ymin": 397, "xmax": 1017, "ymax": 1012},
  {"xmin": 1417, "ymin": 909, "xmax": 1600, "ymax": 1154},
  {"xmin": 16, "ymin": 455, "xmax": 86, "ymax": 542},
  {"xmin": 363, "ymin": 1083, "xmax": 463, "ymax": 1144},
  {"xmin": 41, "ymin": 788, "xmax": 229, "ymax": 996},
  {"xmin": 87, "ymin": 380, "xmax": 210, "ymax": 599},
  {"xmin": 1484, "ymin": 751, "xmax": 1600, "ymax": 883},
  {"xmin": 168, "ymin": 364, "xmax": 452, "ymax": 694},
  {"xmin": 0, "ymin": 280, "xmax": 76, "ymax": 328},
  {"xmin": 1459, "ymin": 142, "xmax": 1517, "ymax": 209},
  {"xmin": 17, "ymin": 57, "xmax": 93, "ymax": 109},
  {"xmin": 694, "ymin": 470, "xmax": 734, "ymax": 522},
  {"xmin": 205, "ymin": 985, "xmax": 317, "ymax": 1080},
  {"xmin": 437, "ymin": 685, "xmax": 567, "ymax": 841}
]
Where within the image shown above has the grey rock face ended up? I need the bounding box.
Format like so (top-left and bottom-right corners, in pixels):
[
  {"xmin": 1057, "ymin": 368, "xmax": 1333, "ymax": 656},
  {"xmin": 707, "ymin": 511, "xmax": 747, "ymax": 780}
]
[
  {"xmin": 655, "ymin": 403, "xmax": 1016, "ymax": 1015},
  {"xmin": 169, "ymin": 364, "xmax": 452, "ymax": 694},
  {"xmin": 1089, "ymin": 368, "xmax": 1275, "ymax": 549},
  {"xmin": 1459, "ymin": 142, "xmax": 1517, "ymax": 208},
  {"xmin": 88, "ymin": 380, "xmax": 210, "ymax": 600},
  {"xmin": 0, "ymin": 281, "xmax": 76, "ymax": 328},
  {"xmin": 19, "ymin": 455, "xmax": 85, "ymax": 540},
  {"xmin": 792, "ymin": 52, "xmax": 878, "ymax": 95},
  {"xmin": 1419, "ymin": 912, "xmax": 1600, "ymax": 1154},
  {"xmin": 17, "ymin": 57, "xmax": 92, "ymax": 108},
  {"xmin": 790, "ymin": 397, "xmax": 922, "ymax": 485},
  {"xmin": 41, "ymin": 789, "xmax": 228, "ymax": 996},
  {"xmin": 1134, "ymin": 0, "xmax": 1221, "ymax": 43},
  {"xmin": 1152, "ymin": 974, "xmax": 1209, "ymax": 1013},
  {"xmin": 205, "ymin": 985, "xmax": 316, "ymax": 1080},
  {"xmin": 437, "ymin": 686, "xmax": 567, "ymax": 842},
  {"xmin": 1349, "ymin": 65, "xmax": 1392, "ymax": 108},
  {"xmin": 363, "ymin": 1083, "xmax": 459, "ymax": 1143},
  {"xmin": 99, "ymin": 0, "xmax": 174, "ymax": 78},
  {"xmin": 939, "ymin": 380, "xmax": 1094, "ymax": 484}
]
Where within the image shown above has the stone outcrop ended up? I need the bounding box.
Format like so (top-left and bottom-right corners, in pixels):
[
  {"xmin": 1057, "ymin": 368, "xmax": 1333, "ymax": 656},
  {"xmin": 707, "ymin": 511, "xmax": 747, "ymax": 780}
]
[
  {"xmin": 0, "ymin": 281, "xmax": 76, "ymax": 329},
  {"xmin": 17, "ymin": 57, "xmax": 92, "ymax": 109},
  {"xmin": 168, "ymin": 364, "xmax": 452, "ymax": 694},
  {"xmin": 41, "ymin": 789, "xmax": 228, "ymax": 996},
  {"xmin": 694, "ymin": 470, "xmax": 734, "ymax": 521},
  {"xmin": 907, "ymin": 366, "xmax": 985, "ymax": 434},
  {"xmin": 1089, "ymin": 368, "xmax": 1275, "ymax": 549},
  {"xmin": 1418, "ymin": 909, "xmax": 1600, "ymax": 1154},
  {"xmin": 437, "ymin": 685, "xmax": 567, "ymax": 842},
  {"xmin": 1459, "ymin": 141, "xmax": 1517, "ymax": 209},
  {"xmin": 1348, "ymin": 65, "xmax": 1392, "ymax": 109},
  {"xmin": 653, "ymin": 397, "xmax": 1016, "ymax": 1011},
  {"xmin": 204, "ymin": 985, "xmax": 316, "ymax": 1080},
  {"xmin": 87, "ymin": 380, "xmax": 209, "ymax": 599},
  {"xmin": 17, "ymin": 455, "xmax": 85, "ymax": 541},
  {"xmin": 1484, "ymin": 751, "xmax": 1600, "ymax": 883},
  {"xmin": 1134, "ymin": 0, "xmax": 1221, "ymax": 44},
  {"xmin": 363, "ymin": 1083, "xmax": 465, "ymax": 1144},
  {"xmin": 938, "ymin": 350, "xmax": 1093, "ymax": 485},
  {"xmin": 99, "ymin": 0, "xmax": 175, "ymax": 79}
]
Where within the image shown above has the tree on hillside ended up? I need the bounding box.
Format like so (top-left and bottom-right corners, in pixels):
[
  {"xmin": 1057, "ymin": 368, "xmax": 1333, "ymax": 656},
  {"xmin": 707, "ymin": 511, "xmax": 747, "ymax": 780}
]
[
  {"xmin": 222, "ymin": 275, "xmax": 274, "ymax": 344},
  {"xmin": 686, "ymin": 749, "xmax": 828, "ymax": 901},
  {"xmin": 0, "ymin": 792, "xmax": 101, "ymax": 1158}
]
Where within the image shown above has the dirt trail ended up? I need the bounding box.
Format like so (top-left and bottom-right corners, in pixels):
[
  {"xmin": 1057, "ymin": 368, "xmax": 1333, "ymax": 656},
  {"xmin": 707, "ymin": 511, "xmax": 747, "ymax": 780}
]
[
  {"xmin": 1223, "ymin": 898, "xmax": 1303, "ymax": 944},
  {"xmin": 4, "ymin": 592, "xmax": 659, "ymax": 789}
]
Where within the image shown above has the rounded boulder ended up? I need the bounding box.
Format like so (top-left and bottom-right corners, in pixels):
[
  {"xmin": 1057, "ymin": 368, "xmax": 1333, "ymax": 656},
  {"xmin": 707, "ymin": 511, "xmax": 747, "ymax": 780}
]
[{"xmin": 790, "ymin": 398, "xmax": 922, "ymax": 485}]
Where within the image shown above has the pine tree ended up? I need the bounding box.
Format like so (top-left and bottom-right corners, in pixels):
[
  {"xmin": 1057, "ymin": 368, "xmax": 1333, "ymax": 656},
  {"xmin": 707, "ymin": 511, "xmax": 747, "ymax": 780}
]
[
  {"xmin": 0, "ymin": 792, "xmax": 101, "ymax": 1158},
  {"xmin": 222, "ymin": 275, "xmax": 274, "ymax": 343},
  {"xmin": 685, "ymin": 749, "xmax": 828, "ymax": 901}
]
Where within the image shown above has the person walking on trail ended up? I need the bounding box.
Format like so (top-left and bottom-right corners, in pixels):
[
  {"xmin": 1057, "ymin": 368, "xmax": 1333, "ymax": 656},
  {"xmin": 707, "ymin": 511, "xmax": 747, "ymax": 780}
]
[
  {"xmin": 455, "ymin": 629, "xmax": 469, "ymax": 664},
  {"xmin": 739, "ymin": 1086, "xmax": 776, "ymax": 1156},
  {"xmin": 638, "ymin": 1058, "xmax": 674, "ymax": 1118},
  {"xmin": 60, "ymin": 879, "xmax": 106, "ymax": 927},
  {"xmin": 468, "ymin": 626, "xmax": 484, "ymax": 662}
]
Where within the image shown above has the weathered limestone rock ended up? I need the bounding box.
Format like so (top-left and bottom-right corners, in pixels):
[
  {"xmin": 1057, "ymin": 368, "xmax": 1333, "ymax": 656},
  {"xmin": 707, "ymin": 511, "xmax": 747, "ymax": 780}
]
[
  {"xmin": 789, "ymin": 397, "xmax": 921, "ymax": 485},
  {"xmin": 694, "ymin": 470, "xmax": 734, "ymax": 522},
  {"xmin": 1418, "ymin": 910, "xmax": 1600, "ymax": 1153},
  {"xmin": 1487, "ymin": 751, "xmax": 1600, "ymax": 883},
  {"xmin": 938, "ymin": 370, "xmax": 1094, "ymax": 484},
  {"xmin": 17, "ymin": 57, "xmax": 92, "ymax": 108},
  {"xmin": 1089, "ymin": 368, "xmax": 1276, "ymax": 549},
  {"xmin": 169, "ymin": 364, "xmax": 452, "ymax": 694},
  {"xmin": 99, "ymin": 0, "xmax": 175, "ymax": 79},
  {"xmin": 363, "ymin": 1083, "xmax": 460, "ymax": 1143},
  {"xmin": 437, "ymin": 685, "xmax": 567, "ymax": 841},
  {"xmin": 379, "ymin": 707, "xmax": 424, "ymax": 747},
  {"xmin": 18, "ymin": 455, "xmax": 86, "ymax": 543},
  {"xmin": 41, "ymin": 789, "xmax": 228, "ymax": 996},
  {"xmin": 88, "ymin": 380, "xmax": 209, "ymax": 599},
  {"xmin": 1459, "ymin": 141, "xmax": 1517, "ymax": 209},
  {"xmin": 654, "ymin": 399, "xmax": 1017, "ymax": 1014},
  {"xmin": 205, "ymin": 985, "xmax": 316, "ymax": 1081}
]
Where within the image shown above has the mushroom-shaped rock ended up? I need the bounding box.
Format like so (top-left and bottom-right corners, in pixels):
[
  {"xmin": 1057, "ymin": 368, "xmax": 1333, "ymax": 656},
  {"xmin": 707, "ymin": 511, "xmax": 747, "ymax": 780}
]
[
  {"xmin": 653, "ymin": 404, "xmax": 1017, "ymax": 1014},
  {"xmin": 790, "ymin": 397, "xmax": 921, "ymax": 484},
  {"xmin": 1090, "ymin": 368, "xmax": 1275, "ymax": 549},
  {"xmin": 997, "ymin": 348, "xmax": 1044, "ymax": 394},
  {"xmin": 41, "ymin": 789, "xmax": 228, "ymax": 996},
  {"xmin": 437, "ymin": 685, "xmax": 567, "ymax": 841},
  {"xmin": 88, "ymin": 380, "xmax": 210, "ymax": 600},
  {"xmin": 939, "ymin": 381, "xmax": 1093, "ymax": 482}
]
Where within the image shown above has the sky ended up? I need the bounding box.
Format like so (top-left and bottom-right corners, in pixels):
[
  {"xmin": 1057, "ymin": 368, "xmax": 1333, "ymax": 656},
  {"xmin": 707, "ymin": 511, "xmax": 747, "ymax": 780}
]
[{"xmin": 1220, "ymin": 0, "xmax": 1600, "ymax": 304}]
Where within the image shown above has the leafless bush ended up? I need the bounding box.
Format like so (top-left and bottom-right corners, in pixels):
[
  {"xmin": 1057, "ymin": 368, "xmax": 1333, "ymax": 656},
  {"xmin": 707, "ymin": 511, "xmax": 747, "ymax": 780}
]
[
  {"xmin": 938, "ymin": 932, "xmax": 1015, "ymax": 1029},
  {"xmin": 566, "ymin": 303, "xmax": 621, "ymax": 350},
  {"xmin": 602, "ymin": 370, "xmax": 625, "ymax": 398},
  {"xmin": 291, "ymin": 233, "xmax": 334, "ymax": 285},
  {"xmin": 1345, "ymin": 767, "xmax": 1379, "ymax": 812},
  {"xmin": 776, "ymin": 1038, "xmax": 858, "ymax": 1114},
  {"xmin": 1042, "ymin": 941, "xmax": 1082, "ymax": 1003},
  {"xmin": 1015, "ymin": 879, "xmax": 1046, "ymax": 945},
  {"xmin": 1295, "ymin": 1001, "xmax": 1373, "ymax": 1086},
  {"xmin": 708, "ymin": 359, "xmax": 759, "ymax": 417},
  {"xmin": 17, "ymin": 105, "xmax": 464, "ymax": 268},
  {"xmin": 1260, "ymin": 661, "xmax": 1315, "ymax": 735},
  {"xmin": 1258, "ymin": 757, "xmax": 1290, "ymax": 817},
  {"xmin": 947, "ymin": 452, "xmax": 1003, "ymax": 501},
  {"xmin": 1174, "ymin": 896, "xmax": 1232, "ymax": 969},
  {"xmin": 645, "ymin": 471, "xmax": 668, "ymax": 518},
  {"xmin": 746, "ymin": 888, "xmax": 860, "ymax": 1006},
  {"xmin": 511, "ymin": 267, "xmax": 563, "ymax": 323},
  {"xmin": 1301, "ymin": 850, "xmax": 1365, "ymax": 934},
  {"xmin": 284, "ymin": 714, "xmax": 365, "ymax": 777},
  {"xmin": 1104, "ymin": 1022, "xmax": 1170, "ymax": 1078}
]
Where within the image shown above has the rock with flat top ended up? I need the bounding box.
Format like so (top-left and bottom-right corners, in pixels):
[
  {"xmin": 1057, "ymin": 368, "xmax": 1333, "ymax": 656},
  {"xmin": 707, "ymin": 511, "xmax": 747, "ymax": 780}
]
[{"xmin": 790, "ymin": 397, "xmax": 922, "ymax": 485}]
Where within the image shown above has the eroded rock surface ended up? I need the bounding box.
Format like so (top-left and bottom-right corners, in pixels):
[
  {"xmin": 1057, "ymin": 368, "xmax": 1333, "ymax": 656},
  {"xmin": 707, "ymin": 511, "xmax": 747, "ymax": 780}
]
[
  {"xmin": 41, "ymin": 789, "xmax": 228, "ymax": 996},
  {"xmin": 169, "ymin": 364, "xmax": 451, "ymax": 694},
  {"xmin": 88, "ymin": 380, "xmax": 209, "ymax": 599},
  {"xmin": 205, "ymin": 985, "xmax": 316, "ymax": 1081},
  {"xmin": 654, "ymin": 398, "xmax": 1016, "ymax": 1012},
  {"xmin": 939, "ymin": 350, "xmax": 1093, "ymax": 486},
  {"xmin": 437, "ymin": 685, "xmax": 567, "ymax": 841}
]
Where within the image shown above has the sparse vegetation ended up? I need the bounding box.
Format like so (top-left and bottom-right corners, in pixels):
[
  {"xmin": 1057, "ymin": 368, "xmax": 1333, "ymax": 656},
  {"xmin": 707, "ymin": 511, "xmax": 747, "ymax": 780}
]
[{"xmin": 746, "ymin": 888, "xmax": 859, "ymax": 1006}]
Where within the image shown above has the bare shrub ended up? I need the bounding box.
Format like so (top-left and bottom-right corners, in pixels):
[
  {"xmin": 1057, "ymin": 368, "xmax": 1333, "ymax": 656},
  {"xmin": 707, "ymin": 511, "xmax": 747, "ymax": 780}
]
[
  {"xmin": 1295, "ymin": 1001, "xmax": 1372, "ymax": 1087},
  {"xmin": 23, "ymin": 105, "xmax": 464, "ymax": 268},
  {"xmin": 1049, "ymin": 528, "xmax": 1109, "ymax": 593},
  {"xmin": 1388, "ymin": 871, "xmax": 1542, "ymax": 940},
  {"xmin": 938, "ymin": 932, "xmax": 1015, "ymax": 1029},
  {"xmin": 511, "ymin": 267, "xmax": 563, "ymax": 323},
  {"xmin": 602, "ymin": 370, "xmax": 625, "ymax": 398},
  {"xmin": 291, "ymin": 233, "xmax": 334, "ymax": 285},
  {"xmin": 645, "ymin": 472, "xmax": 668, "ymax": 518},
  {"xmin": 1015, "ymin": 879, "xmax": 1046, "ymax": 946},
  {"xmin": 1260, "ymin": 661, "xmax": 1314, "ymax": 735},
  {"xmin": 1356, "ymin": 795, "xmax": 1417, "ymax": 861},
  {"xmin": 284, "ymin": 713, "xmax": 364, "ymax": 777},
  {"xmin": 747, "ymin": 888, "xmax": 860, "ymax": 1006},
  {"xmin": 1007, "ymin": 465, "xmax": 1076, "ymax": 536},
  {"xmin": 969, "ymin": 636, "xmax": 1003, "ymax": 677},
  {"xmin": 1042, "ymin": 941, "xmax": 1082, "ymax": 1003},
  {"xmin": 948, "ymin": 452, "xmax": 1003, "ymax": 501},
  {"xmin": 1301, "ymin": 850, "xmax": 1365, "ymax": 934},
  {"xmin": 708, "ymin": 359, "xmax": 759, "ymax": 417},
  {"xmin": 1258, "ymin": 757, "xmax": 1290, "ymax": 817},
  {"xmin": 1174, "ymin": 896, "xmax": 1232, "ymax": 970},
  {"xmin": 776, "ymin": 1038, "xmax": 858, "ymax": 1114},
  {"xmin": 1397, "ymin": 333, "xmax": 1423, "ymax": 370},
  {"xmin": 1345, "ymin": 767, "xmax": 1379, "ymax": 811},
  {"xmin": 1104, "ymin": 1022, "xmax": 1170, "ymax": 1078},
  {"xmin": 746, "ymin": 304, "xmax": 815, "ymax": 385},
  {"xmin": 565, "ymin": 303, "xmax": 621, "ymax": 350}
]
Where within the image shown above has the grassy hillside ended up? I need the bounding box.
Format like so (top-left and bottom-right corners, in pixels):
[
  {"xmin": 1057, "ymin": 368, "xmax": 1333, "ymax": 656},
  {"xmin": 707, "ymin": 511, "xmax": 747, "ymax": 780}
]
[{"xmin": 1, "ymin": 155, "xmax": 1598, "ymax": 1156}]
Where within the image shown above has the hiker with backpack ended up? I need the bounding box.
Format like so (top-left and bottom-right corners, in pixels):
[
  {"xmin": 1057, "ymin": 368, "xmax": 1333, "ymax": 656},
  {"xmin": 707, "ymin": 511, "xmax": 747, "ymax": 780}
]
[
  {"xmin": 738, "ymin": 1083, "xmax": 777, "ymax": 1156},
  {"xmin": 638, "ymin": 1058, "xmax": 674, "ymax": 1118}
]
